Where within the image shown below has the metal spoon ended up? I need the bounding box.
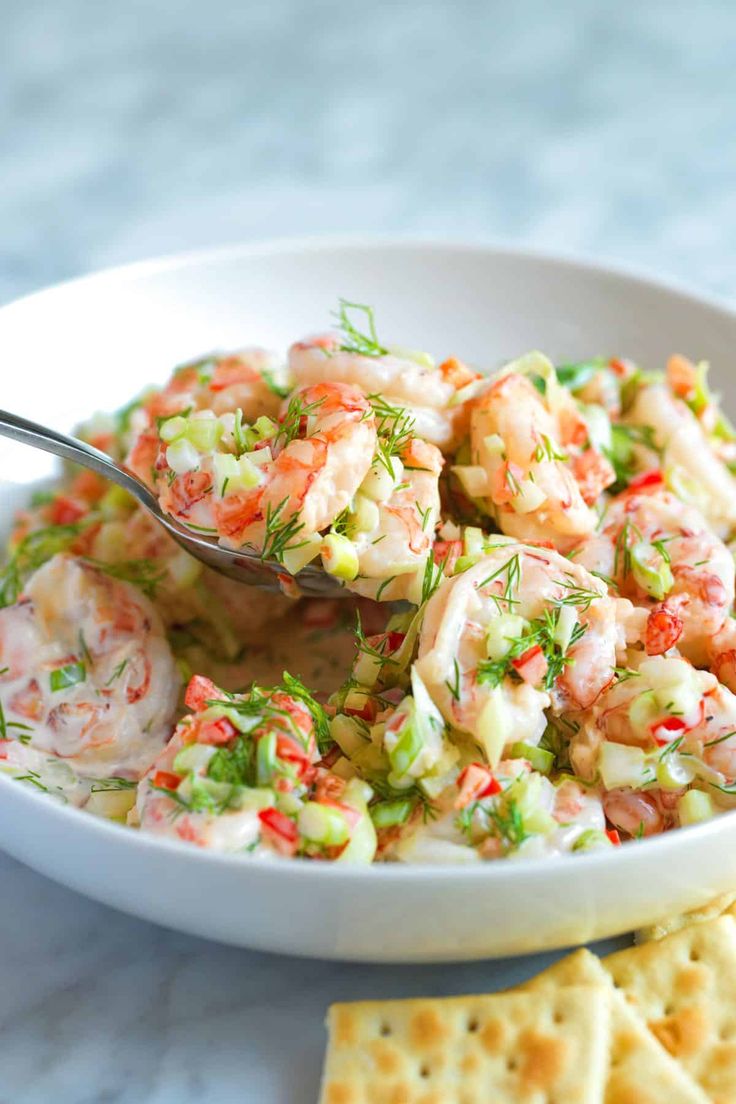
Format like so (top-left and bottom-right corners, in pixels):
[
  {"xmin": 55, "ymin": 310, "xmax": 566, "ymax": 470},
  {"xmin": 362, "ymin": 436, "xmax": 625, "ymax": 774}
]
[{"xmin": 0, "ymin": 408, "xmax": 343, "ymax": 597}]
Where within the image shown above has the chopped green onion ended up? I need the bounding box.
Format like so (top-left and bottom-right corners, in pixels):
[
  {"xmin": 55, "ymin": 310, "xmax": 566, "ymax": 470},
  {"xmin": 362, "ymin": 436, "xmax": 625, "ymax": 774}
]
[
  {"xmin": 320, "ymin": 533, "xmax": 359, "ymax": 581},
  {"xmin": 630, "ymin": 542, "xmax": 674, "ymax": 601}
]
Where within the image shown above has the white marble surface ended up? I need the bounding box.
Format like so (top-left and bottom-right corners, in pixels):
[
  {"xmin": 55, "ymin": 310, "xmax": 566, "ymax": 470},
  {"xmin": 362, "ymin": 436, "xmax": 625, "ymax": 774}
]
[{"xmin": 1, "ymin": 0, "xmax": 735, "ymax": 1100}]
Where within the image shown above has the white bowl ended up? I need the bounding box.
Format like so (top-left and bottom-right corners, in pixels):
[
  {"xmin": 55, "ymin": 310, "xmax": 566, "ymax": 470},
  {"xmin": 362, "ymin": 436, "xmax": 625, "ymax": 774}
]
[{"xmin": 3, "ymin": 238, "xmax": 736, "ymax": 963}]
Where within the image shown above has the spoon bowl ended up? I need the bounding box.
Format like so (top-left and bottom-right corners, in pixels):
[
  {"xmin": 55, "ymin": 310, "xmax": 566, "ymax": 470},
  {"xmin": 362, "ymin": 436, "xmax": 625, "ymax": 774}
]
[{"xmin": 0, "ymin": 407, "xmax": 343, "ymax": 597}]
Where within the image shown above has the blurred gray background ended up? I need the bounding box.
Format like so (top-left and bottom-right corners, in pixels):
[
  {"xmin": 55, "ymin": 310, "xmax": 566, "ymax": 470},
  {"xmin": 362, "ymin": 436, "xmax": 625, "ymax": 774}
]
[
  {"xmin": 3, "ymin": 0, "xmax": 736, "ymax": 305},
  {"xmin": 1, "ymin": 2, "xmax": 735, "ymax": 1101}
]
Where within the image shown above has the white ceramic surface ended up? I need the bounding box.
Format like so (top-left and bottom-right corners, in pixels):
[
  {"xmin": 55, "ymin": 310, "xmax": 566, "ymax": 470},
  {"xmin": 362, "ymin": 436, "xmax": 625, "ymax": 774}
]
[{"xmin": 2, "ymin": 238, "xmax": 736, "ymax": 964}]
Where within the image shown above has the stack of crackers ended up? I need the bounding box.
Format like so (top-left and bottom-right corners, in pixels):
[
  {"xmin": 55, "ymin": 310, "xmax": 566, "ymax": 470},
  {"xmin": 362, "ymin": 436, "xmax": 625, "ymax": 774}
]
[{"xmin": 319, "ymin": 897, "xmax": 736, "ymax": 1103}]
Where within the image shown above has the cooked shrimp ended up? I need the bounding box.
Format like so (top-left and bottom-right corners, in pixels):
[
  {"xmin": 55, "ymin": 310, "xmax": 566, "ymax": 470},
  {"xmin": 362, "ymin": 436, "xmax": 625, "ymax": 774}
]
[
  {"xmin": 468, "ymin": 371, "xmax": 605, "ymax": 549},
  {"xmin": 347, "ymin": 437, "xmax": 443, "ymax": 602},
  {"xmin": 627, "ymin": 383, "xmax": 736, "ymax": 535},
  {"xmin": 573, "ymin": 487, "xmax": 734, "ymax": 666},
  {"xmin": 571, "ymin": 654, "xmax": 736, "ymax": 805},
  {"xmin": 0, "ymin": 554, "xmax": 179, "ymax": 780},
  {"xmin": 289, "ymin": 333, "xmax": 477, "ymax": 451},
  {"xmin": 148, "ymin": 382, "xmax": 377, "ymax": 556},
  {"xmin": 415, "ymin": 544, "xmax": 619, "ymax": 762}
]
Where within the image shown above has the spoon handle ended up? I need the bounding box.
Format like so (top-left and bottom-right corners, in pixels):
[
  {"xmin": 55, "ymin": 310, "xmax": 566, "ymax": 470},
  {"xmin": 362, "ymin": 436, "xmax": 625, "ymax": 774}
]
[{"xmin": 0, "ymin": 408, "xmax": 160, "ymax": 512}]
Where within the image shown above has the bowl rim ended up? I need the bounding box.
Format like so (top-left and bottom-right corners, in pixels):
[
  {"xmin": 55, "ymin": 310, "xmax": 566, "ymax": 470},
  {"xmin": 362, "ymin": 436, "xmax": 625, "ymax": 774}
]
[{"xmin": 2, "ymin": 233, "xmax": 735, "ymax": 886}]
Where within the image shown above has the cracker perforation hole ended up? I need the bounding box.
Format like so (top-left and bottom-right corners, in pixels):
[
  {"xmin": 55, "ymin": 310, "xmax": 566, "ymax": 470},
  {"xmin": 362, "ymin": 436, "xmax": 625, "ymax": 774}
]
[
  {"xmin": 467, "ymin": 1018, "xmax": 479, "ymax": 1034},
  {"xmin": 553, "ymin": 1010, "xmax": 564, "ymax": 1024},
  {"xmin": 506, "ymin": 1057, "xmax": 518, "ymax": 1072},
  {"xmin": 379, "ymin": 1023, "xmax": 392, "ymax": 1037},
  {"xmin": 419, "ymin": 1064, "xmax": 431, "ymax": 1079},
  {"xmin": 689, "ymin": 949, "xmax": 700, "ymax": 962},
  {"xmin": 663, "ymin": 1003, "xmax": 675, "ymax": 1016}
]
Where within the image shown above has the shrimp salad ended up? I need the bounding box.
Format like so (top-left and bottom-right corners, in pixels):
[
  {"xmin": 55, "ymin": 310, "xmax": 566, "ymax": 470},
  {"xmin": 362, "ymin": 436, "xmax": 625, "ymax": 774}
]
[{"xmin": 3, "ymin": 303, "xmax": 736, "ymax": 866}]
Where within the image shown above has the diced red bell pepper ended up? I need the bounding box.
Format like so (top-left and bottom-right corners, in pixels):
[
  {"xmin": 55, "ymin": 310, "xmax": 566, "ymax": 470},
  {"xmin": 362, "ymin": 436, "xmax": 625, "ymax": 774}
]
[
  {"xmin": 184, "ymin": 675, "xmax": 220, "ymax": 713},
  {"xmin": 345, "ymin": 697, "xmax": 378, "ymax": 723},
  {"xmin": 49, "ymin": 497, "xmax": 86, "ymax": 526},
  {"xmin": 197, "ymin": 716, "xmax": 238, "ymax": 746},
  {"xmin": 511, "ymin": 645, "xmax": 549, "ymax": 687},
  {"xmin": 258, "ymin": 807, "xmax": 298, "ymax": 856},
  {"xmin": 606, "ymin": 828, "xmax": 622, "ymax": 846},
  {"xmin": 455, "ymin": 762, "xmax": 502, "ymax": 809},
  {"xmin": 627, "ymin": 469, "xmax": 664, "ymax": 493},
  {"xmin": 152, "ymin": 770, "xmax": 182, "ymax": 791},
  {"xmin": 651, "ymin": 715, "xmax": 687, "ymax": 747}
]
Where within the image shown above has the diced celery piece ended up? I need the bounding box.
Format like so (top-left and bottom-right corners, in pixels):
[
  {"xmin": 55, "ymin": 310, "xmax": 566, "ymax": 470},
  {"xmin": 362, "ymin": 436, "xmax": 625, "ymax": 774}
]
[
  {"xmin": 256, "ymin": 730, "xmax": 278, "ymax": 785},
  {"xmin": 237, "ymin": 455, "xmax": 264, "ymax": 489},
  {"xmin": 173, "ymin": 742, "xmax": 217, "ymax": 775},
  {"xmin": 360, "ymin": 457, "xmax": 402, "ymax": 502},
  {"xmin": 298, "ymin": 802, "xmax": 351, "ymax": 846},
  {"xmin": 451, "ymin": 465, "xmax": 489, "ymax": 498},
  {"xmin": 330, "ymin": 714, "xmax": 367, "ymax": 757},
  {"xmin": 228, "ymin": 786, "xmax": 275, "ymax": 812},
  {"xmin": 483, "ymin": 433, "xmax": 505, "ymax": 456},
  {"xmin": 572, "ymin": 828, "xmax": 613, "ymax": 852},
  {"xmin": 511, "ymin": 479, "xmax": 547, "ymax": 514},
  {"xmin": 581, "ymin": 404, "xmax": 612, "ymax": 453},
  {"xmin": 505, "ymin": 772, "xmax": 555, "ymax": 834},
  {"xmin": 370, "ymin": 798, "xmax": 414, "ymax": 828},
  {"xmin": 86, "ymin": 789, "xmax": 137, "ymax": 820},
  {"xmin": 509, "ymin": 741, "xmax": 554, "ymax": 774},
  {"xmin": 166, "ymin": 438, "xmax": 200, "ymax": 475},
  {"xmin": 628, "ymin": 690, "xmax": 659, "ymax": 737},
  {"xmin": 477, "ymin": 690, "xmax": 510, "ymax": 768},
  {"xmin": 485, "ymin": 613, "xmax": 527, "ymax": 661},
  {"xmin": 159, "ymin": 415, "xmax": 188, "ymax": 443},
  {"xmin": 599, "ymin": 742, "xmax": 649, "ymax": 789},
  {"xmin": 553, "ymin": 605, "xmax": 578, "ymax": 654},
  {"xmin": 335, "ymin": 779, "xmax": 377, "ymax": 865},
  {"xmin": 678, "ymin": 789, "xmax": 714, "ymax": 826},
  {"xmin": 213, "ymin": 453, "xmax": 240, "ymax": 495},
  {"xmin": 244, "ymin": 447, "xmax": 273, "ymax": 468},
  {"xmin": 388, "ymin": 715, "xmax": 423, "ymax": 777},
  {"xmin": 346, "ymin": 493, "xmax": 380, "ymax": 537},
  {"xmin": 463, "ymin": 526, "xmax": 485, "ymax": 559},
  {"xmin": 187, "ymin": 413, "xmax": 223, "ymax": 453},
  {"xmin": 281, "ymin": 533, "xmax": 322, "ymax": 576},
  {"xmin": 253, "ymin": 415, "xmax": 278, "ymax": 439}
]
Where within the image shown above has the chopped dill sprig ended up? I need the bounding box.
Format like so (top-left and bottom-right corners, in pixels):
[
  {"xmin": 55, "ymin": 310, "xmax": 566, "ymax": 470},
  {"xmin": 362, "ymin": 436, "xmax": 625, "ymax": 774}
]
[
  {"xmin": 332, "ymin": 299, "xmax": 387, "ymax": 358},
  {"xmin": 260, "ymin": 498, "xmax": 307, "ymax": 564}
]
